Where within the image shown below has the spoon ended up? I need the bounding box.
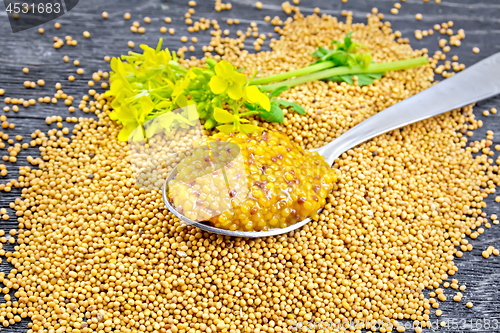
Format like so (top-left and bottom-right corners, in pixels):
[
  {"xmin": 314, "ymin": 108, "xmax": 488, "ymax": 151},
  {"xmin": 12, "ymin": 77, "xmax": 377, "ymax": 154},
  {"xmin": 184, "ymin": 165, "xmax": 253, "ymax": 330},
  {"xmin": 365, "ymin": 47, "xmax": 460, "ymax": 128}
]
[{"xmin": 163, "ymin": 52, "xmax": 500, "ymax": 238}]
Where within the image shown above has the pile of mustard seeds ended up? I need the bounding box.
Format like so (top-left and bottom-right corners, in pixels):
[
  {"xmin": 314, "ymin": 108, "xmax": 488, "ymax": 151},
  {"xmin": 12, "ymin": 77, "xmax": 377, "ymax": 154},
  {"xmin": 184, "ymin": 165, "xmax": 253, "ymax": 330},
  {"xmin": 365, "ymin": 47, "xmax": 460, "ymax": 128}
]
[{"xmin": 0, "ymin": 8, "xmax": 498, "ymax": 333}]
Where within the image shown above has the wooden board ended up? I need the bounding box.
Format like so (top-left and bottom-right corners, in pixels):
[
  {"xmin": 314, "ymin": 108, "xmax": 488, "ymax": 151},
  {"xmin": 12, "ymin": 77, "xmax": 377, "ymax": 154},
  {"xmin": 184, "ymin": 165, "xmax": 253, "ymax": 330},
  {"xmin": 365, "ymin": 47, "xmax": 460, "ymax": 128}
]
[{"xmin": 0, "ymin": 0, "xmax": 499, "ymax": 332}]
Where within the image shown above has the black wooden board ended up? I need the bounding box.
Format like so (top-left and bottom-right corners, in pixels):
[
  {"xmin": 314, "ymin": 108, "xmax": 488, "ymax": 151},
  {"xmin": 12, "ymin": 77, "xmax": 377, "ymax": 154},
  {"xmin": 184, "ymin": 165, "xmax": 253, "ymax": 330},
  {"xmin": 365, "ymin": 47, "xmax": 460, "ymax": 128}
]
[{"xmin": 0, "ymin": 0, "xmax": 499, "ymax": 332}]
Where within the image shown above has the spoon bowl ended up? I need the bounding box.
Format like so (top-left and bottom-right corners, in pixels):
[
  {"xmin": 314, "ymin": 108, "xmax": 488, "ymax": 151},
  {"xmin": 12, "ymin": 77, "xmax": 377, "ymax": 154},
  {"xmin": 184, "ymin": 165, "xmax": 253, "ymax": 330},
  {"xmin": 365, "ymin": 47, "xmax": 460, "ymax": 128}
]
[
  {"xmin": 163, "ymin": 52, "xmax": 500, "ymax": 237},
  {"xmin": 162, "ymin": 165, "xmax": 316, "ymax": 237}
]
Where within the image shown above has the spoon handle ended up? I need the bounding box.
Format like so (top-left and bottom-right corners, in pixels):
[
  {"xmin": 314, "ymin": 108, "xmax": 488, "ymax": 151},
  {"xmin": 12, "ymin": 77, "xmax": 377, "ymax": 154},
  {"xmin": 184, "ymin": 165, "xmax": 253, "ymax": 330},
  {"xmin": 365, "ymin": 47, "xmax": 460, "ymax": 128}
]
[{"xmin": 315, "ymin": 52, "xmax": 500, "ymax": 166}]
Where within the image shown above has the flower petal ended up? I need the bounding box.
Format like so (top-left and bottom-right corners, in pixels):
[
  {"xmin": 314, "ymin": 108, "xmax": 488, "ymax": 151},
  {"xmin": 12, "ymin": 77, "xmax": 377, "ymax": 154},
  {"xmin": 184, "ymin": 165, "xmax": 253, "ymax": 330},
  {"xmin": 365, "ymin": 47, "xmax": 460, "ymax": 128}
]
[
  {"xmin": 209, "ymin": 76, "xmax": 228, "ymax": 94},
  {"xmin": 244, "ymin": 86, "xmax": 271, "ymax": 111},
  {"xmin": 227, "ymin": 84, "xmax": 244, "ymax": 100},
  {"xmin": 240, "ymin": 124, "xmax": 261, "ymax": 134},
  {"xmin": 118, "ymin": 124, "xmax": 140, "ymax": 142},
  {"xmin": 244, "ymin": 86, "xmax": 261, "ymax": 103},
  {"xmin": 258, "ymin": 94, "xmax": 271, "ymax": 111},
  {"xmin": 232, "ymin": 71, "xmax": 248, "ymax": 86},
  {"xmin": 216, "ymin": 124, "xmax": 235, "ymax": 135},
  {"xmin": 214, "ymin": 60, "xmax": 234, "ymax": 78},
  {"xmin": 213, "ymin": 107, "xmax": 235, "ymax": 124}
]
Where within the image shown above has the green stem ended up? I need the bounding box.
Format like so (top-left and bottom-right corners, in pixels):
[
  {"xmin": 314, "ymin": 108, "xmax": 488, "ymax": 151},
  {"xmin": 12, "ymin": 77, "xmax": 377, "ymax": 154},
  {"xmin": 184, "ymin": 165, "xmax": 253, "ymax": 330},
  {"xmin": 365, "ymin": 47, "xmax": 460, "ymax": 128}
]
[
  {"xmin": 249, "ymin": 61, "xmax": 334, "ymax": 85},
  {"xmin": 239, "ymin": 111, "xmax": 259, "ymax": 117},
  {"xmin": 259, "ymin": 57, "xmax": 429, "ymax": 92}
]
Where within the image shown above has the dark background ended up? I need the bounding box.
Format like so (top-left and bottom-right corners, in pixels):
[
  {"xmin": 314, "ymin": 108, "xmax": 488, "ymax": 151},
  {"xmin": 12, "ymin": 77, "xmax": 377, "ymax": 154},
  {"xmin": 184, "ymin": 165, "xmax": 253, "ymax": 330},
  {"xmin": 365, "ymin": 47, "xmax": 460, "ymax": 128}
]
[{"xmin": 0, "ymin": 0, "xmax": 499, "ymax": 332}]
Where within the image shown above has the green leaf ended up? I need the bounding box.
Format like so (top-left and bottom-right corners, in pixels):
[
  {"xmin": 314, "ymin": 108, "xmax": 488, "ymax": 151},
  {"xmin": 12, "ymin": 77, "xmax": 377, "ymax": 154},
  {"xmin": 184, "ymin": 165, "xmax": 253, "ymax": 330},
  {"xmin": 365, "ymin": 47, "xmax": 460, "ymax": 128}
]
[
  {"xmin": 244, "ymin": 103, "xmax": 259, "ymax": 111},
  {"xmin": 259, "ymin": 102, "xmax": 284, "ymax": 123},
  {"xmin": 326, "ymin": 72, "xmax": 383, "ymax": 87},
  {"xmin": 311, "ymin": 46, "xmax": 329, "ymax": 58},
  {"xmin": 213, "ymin": 107, "xmax": 235, "ymax": 124},
  {"xmin": 270, "ymin": 86, "xmax": 289, "ymax": 98},
  {"xmin": 275, "ymin": 100, "xmax": 306, "ymax": 115},
  {"xmin": 312, "ymin": 31, "xmax": 372, "ymax": 72},
  {"xmin": 344, "ymin": 31, "xmax": 353, "ymax": 51},
  {"xmin": 356, "ymin": 72, "xmax": 383, "ymax": 86},
  {"xmin": 356, "ymin": 53, "xmax": 372, "ymax": 70},
  {"xmin": 328, "ymin": 74, "xmax": 354, "ymax": 85}
]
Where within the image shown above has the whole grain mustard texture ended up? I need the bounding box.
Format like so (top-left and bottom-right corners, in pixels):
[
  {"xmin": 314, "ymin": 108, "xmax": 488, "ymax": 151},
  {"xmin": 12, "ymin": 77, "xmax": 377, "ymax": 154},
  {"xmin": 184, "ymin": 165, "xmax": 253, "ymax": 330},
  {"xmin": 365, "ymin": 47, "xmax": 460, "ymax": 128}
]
[{"xmin": 0, "ymin": 10, "xmax": 498, "ymax": 333}]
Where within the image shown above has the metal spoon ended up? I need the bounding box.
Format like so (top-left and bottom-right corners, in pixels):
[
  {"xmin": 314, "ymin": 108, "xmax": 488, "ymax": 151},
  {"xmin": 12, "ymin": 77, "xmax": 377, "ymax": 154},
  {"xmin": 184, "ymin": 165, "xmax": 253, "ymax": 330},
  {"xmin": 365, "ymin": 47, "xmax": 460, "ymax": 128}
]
[{"xmin": 163, "ymin": 52, "xmax": 500, "ymax": 238}]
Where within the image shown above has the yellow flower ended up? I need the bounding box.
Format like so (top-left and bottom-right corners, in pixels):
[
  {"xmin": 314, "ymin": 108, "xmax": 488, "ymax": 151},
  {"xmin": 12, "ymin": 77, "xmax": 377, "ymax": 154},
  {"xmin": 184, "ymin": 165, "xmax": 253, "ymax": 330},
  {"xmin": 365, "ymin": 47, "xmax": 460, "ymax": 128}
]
[
  {"xmin": 244, "ymin": 85, "xmax": 270, "ymax": 111},
  {"xmin": 209, "ymin": 60, "xmax": 247, "ymax": 100}
]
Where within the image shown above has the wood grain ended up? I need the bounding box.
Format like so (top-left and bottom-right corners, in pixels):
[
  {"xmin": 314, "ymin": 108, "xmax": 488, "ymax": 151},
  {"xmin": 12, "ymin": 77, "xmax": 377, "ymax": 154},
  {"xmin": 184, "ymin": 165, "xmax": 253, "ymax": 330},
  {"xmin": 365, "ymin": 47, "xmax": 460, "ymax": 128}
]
[{"xmin": 0, "ymin": 0, "xmax": 499, "ymax": 332}]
